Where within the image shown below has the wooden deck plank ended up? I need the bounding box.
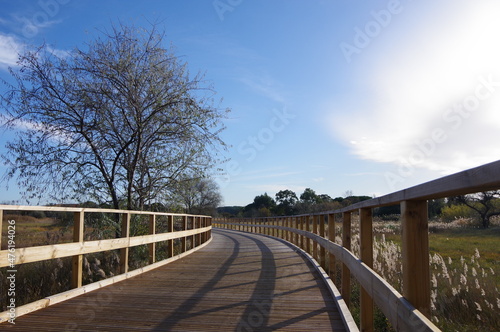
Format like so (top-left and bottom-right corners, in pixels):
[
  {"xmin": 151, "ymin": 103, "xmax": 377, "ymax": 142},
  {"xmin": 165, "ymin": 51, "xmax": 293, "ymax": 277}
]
[{"xmin": 3, "ymin": 228, "xmax": 347, "ymax": 331}]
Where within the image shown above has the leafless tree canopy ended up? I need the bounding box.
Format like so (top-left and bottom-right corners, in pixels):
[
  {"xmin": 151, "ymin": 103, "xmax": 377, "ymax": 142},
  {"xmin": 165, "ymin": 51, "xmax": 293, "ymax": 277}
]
[{"xmin": 1, "ymin": 24, "xmax": 228, "ymax": 209}]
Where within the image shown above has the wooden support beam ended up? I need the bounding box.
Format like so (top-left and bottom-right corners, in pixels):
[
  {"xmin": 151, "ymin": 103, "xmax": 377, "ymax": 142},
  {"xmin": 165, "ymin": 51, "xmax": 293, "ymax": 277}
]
[
  {"xmin": 319, "ymin": 215, "xmax": 326, "ymax": 269},
  {"xmin": 182, "ymin": 216, "xmax": 188, "ymax": 252},
  {"xmin": 148, "ymin": 215, "xmax": 156, "ymax": 264},
  {"xmin": 119, "ymin": 213, "xmax": 130, "ymax": 274},
  {"xmin": 401, "ymin": 200, "xmax": 431, "ymax": 318},
  {"xmin": 312, "ymin": 215, "xmax": 318, "ymax": 260},
  {"xmin": 342, "ymin": 211, "xmax": 351, "ymax": 307},
  {"xmin": 71, "ymin": 211, "xmax": 84, "ymax": 289},
  {"xmin": 293, "ymin": 217, "xmax": 298, "ymax": 246},
  {"xmin": 198, "ymin": 217, "xmax": 201, "ymax": 245},
  {"xmin": 328, "ymin": 214, "xmax": 336, "ymax": 277},
  {"xmin": 168, "ymin": 215, "xmax": 174, "ymax": 258},
  {"xmin": 360, "ymin": 207, "xmax": 374, "ymax": 332},
  {"xmin": 192, "ymin": 216, "xmax": 196, "ymax": 248},
  {"xmin": 305, "ymin": 216, "xmax": 311, "ymax": 254}
]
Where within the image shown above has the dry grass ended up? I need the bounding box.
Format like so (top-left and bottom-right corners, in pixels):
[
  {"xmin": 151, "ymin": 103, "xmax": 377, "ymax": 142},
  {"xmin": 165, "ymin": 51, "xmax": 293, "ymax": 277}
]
[{"xmin": 331, "ymin": 217, "xmax": 500, "ymax": 331}]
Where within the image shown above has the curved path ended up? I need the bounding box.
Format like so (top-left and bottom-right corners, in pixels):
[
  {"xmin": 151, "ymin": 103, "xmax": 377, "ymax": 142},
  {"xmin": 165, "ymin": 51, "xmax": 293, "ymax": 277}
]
[{"xmin": 5, "ymin": 228, "xmax": 347, "ymax": 331}]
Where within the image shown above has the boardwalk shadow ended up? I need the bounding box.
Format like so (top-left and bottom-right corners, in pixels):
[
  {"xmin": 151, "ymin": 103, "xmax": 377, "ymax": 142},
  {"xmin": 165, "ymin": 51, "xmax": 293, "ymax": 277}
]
[
  {"xmin": 153, "ymin": 229, "xmax": 278, "ymax": 331},
  {"xmin": 232, "ymin": 232, "xmax": 276, "ymax": 332},
  {"xmin": 153, "ymin": 228, "xmax": 338, "ymax": 331},
  {"xmin": 153, "ymin": 231, "xmax": 241, "ymax": 331}
]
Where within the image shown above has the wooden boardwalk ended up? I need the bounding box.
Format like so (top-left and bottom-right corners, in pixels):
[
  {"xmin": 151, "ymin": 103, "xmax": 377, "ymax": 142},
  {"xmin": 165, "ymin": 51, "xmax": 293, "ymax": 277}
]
[{"xmin": 4, "ymin": 228, "xmax": 347, "ymax": 331}]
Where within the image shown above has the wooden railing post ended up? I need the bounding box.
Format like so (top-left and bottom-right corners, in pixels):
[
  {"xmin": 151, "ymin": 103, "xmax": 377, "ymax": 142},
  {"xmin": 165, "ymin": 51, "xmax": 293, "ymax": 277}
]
[
  {"xmin": 319, "ymin": 215, "xmax": 326, "ymax": 269},
  {"xmin": 208, "ymin": 217, "xmax": 212, "ymax": 239},
  {"xmin": 120, "ymin": 212, "xmax": 130, "ymax": 274},
  {"xmin": 148, "ymin": 214, "xmax": 156, "ymax": 264},
  {"xmin": 197, "ymin": 217, "xmax": 200, "ymax": 241},
  {"xmin": 286, "ymin": 217, "xmax": 289, "ymax": 240},
  {"xmin": 328, "ymin": 213, "xmax": 336, "ymax": 277},
  {"xmin": 277, "ymin": 218, "xmax": 285, "ymax": 240},
  {"xmin": 401, "ymin": 200, "xmax": 431, "ymax": 318},
  {"xmin": 360, "ymin": 207, "xmax": 374, "ymax": 332},
  {"xmin": 191, "ymin": 216, "xmax": 196, "ymax": 249},
  {"xmin": 313, "ymin": 215, "xmax": 318, "ymax": 260},
  {"xmin": 342, "ymin": 211, "xmax": 351, "ymax": 307},
  {"xmin": 182, "ymin": 216, "xmax": 188, "ymax": 252},
  {"xmin": 200, "ymin": 217, "xmax": 205, "ymax": 243},
  {"xmin": 305, "ymin": 216, "xmax": 311, "ymax": 254},
  {"xmin": 301, "ymin": 216, "xmax": 306, "ymax": 251},
  {"xmin": 168, "ymin": 215, "xmax": 174, "ymax": 258},
  {"xmin": 292, "ymin": 217, "xmax": 298, "ymax": 246},
  {"xmin": 197, "ymin": 217, "xmax": 201, "ymax": 246},
  {"xmin": 72, "ymin": 211, "xmax": 84, "ymax": 289}
]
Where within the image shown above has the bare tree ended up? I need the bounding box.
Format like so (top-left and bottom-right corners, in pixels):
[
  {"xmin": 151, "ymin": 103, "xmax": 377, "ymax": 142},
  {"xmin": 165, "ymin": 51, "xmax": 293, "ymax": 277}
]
[
  {"xmin": 173, "ymin": 177, "xmax": 222, "ymax": 216},
  {"xmin": 454, "ymin": 191, "xmax": 500, "ymax": 228},
  {"xmin": 1, "ymin": 23, "xmax": 228, "ymax": 210}
]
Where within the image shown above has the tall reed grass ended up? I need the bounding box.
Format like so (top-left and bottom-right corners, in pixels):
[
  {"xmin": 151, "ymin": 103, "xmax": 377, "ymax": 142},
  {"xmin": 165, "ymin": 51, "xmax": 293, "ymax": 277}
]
[{"xmin": 334, "ymin": 218, "xmax": 500, "ymax": 331}]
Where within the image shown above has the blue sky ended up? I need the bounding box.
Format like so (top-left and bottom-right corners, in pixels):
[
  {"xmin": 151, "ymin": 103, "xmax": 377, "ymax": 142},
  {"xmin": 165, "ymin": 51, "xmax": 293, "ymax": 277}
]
[{"xmin": 1, "ymin": 0, "xmax": 500, "ymax": 206}]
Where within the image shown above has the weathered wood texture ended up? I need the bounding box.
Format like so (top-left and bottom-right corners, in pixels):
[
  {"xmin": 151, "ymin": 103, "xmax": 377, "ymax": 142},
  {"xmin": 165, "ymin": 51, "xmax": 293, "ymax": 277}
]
[{"xmin": 2, "ymin": 229, "xmax": 347, "ymax": 331}]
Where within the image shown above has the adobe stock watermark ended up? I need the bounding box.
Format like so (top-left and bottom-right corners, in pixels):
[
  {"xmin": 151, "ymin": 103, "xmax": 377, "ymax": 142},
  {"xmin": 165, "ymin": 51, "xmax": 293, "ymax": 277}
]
[
  {"xmin": 236, "ymin": 298, "xmax": 271, "ymax": 332},
  {"xmin": 6, "ymin": 219, "xmax": 17, "ymax": 325},
  {"xmin": 17, "ymin": 0, "xmax": 71, "ymax": 39},
  {"xmin": 218, "ymin": 107, "xmax": 296, "ymax": 187},
  {"xmin": 384, "ymin": 74, "xmax": 500, "ymax": 190},
  {"xmin": 340, "ymin": 0, "xmax": 410, "ymax": 64},
  {"xmin": 213, "ymin": 0, "xmax": 243, "ymax": 21},
  {"xmin": 64, "ymin": 288, "xmax": 114, "ymax": 331}
]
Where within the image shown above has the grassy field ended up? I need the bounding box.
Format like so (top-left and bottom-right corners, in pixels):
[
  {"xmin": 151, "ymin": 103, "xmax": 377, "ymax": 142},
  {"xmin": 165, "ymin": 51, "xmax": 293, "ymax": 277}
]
[
  {"xmin": 370, "ymin": 220, "xmax": 500, "ymax": 331},
  {"xmin": 380, "ymin": 223, "xmax": 500, "ymax": 286}
]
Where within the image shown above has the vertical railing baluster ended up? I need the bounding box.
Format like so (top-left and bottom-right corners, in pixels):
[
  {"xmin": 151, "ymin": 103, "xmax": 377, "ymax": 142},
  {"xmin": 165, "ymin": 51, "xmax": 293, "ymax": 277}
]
[
  {"xmin": 182, "ymin": 215, "xmax": 188, "ymax": 252},
  {"xmin": 328, "ymin": 213, "xmax": 336, "ymax": 278},
  {"xmin": 72, "ymin": 210, "xmax": 84, "ymax": 288},
  {"xmin": 319, "ymin": 215, "xmax": 326, "ymax": 269},
  {"xmin": 148, "ymin": 214, "xmax": 156, "ymax": 264},
  {"xmin": 120, "ymin": 212, "xmax": 130, "ymax": 274},
  {"xmin": 360, "ymin": 207, "xmax": 374, "ymax": 332},
  {"xmin": 305, "ymin": 216, "xmax": 311, "ymax": 254},
  {"xmin": 342, "ymin": 211, "xmax": 351, "ymax": 307},
  {"xmin": 313, "ymin": 215, "xmax": 318, "ymax": 261},
  {"xmin": 168, "ymin": 215, "xmax": 174, "ymax": 258},
  {"xmin": 300, "ymin": 216, "xmax": 304, "ymax": 249},
  {"xmin": 402, "ymin": 200, "xmax": 431, "ymax": 318}
]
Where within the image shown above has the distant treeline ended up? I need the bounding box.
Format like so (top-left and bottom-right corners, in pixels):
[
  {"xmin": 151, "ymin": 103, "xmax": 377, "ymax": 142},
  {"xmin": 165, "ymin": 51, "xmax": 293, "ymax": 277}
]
[{"xmin": 218, "ymin": 189, "xmax": 500, "ymax": 228}]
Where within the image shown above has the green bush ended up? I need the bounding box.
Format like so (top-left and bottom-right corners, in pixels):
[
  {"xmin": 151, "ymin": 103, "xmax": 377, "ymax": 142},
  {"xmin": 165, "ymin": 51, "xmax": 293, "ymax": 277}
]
[{"xmin": 440, "ymin": 204, "xmax": 475, "ymax": 223}]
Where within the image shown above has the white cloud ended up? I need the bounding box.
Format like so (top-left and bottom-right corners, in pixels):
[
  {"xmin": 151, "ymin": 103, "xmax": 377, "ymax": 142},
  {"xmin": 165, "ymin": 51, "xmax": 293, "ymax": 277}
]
[
  {"xmin": 331, "ymin": 1, "xmax": 500, "ymax": 175},
  {"xmin": 0, "ymin": 34, "xmax": 24, "ymax": 68}
]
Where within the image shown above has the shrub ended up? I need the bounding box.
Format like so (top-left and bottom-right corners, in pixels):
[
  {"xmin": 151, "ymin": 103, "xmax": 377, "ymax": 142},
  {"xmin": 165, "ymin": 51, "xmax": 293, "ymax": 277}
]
[{"xmin": 440, "ymin": 204, "xmax": 475, "ymax": 223}]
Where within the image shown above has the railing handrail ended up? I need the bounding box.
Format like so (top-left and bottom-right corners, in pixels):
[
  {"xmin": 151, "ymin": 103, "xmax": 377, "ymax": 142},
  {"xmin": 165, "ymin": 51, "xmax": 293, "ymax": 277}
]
[
  {"xmin": 213, "ymin": 160, "xmax": 500, "ymax": 331},
  {"xmin": 252, "ymin": 159, "xmax": 500, "ymax": 218},
  {"xmin": 0, "ymin": 205, "xmax": 213, "ymax": 323},
  {"xmin": 0, "ymin": 204, "xmax": 212, "ymax": 217}
]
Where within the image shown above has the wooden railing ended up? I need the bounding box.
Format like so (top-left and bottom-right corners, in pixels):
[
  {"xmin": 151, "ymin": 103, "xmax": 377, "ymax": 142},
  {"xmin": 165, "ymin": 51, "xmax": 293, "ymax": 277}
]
[
  {"xmin": 0, "ymin": 206, "xmax": 212, "ymax": 322},
  {"xmin": 214, "ymin": 159, "xmax": 500, "ymax": 332}
]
